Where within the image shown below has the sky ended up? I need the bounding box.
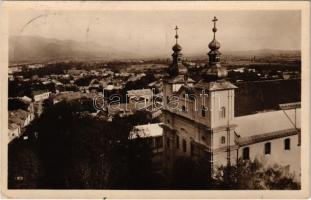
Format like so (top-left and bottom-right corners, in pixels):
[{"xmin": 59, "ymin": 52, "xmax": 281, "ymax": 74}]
[{"xmin": 9, "ymin": 10, "xmax": 301, "ymax": 57}]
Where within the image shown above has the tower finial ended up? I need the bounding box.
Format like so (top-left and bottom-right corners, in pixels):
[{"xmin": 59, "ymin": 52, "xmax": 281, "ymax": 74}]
[
  {"xmin": 202, "ymin": 16, "xmax": 227, "ymax": 80},
  {"xmin": 212, "ymin": 16, "xmax": 218, "ymax": 39},
  {"xmin": 175, "ymin": 26, "xmax": 179, "ymax": 44}
]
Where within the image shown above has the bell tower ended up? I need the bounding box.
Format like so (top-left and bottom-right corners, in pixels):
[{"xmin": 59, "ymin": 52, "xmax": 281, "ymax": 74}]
[
  {"xmin": 164, "ymin": 26, "xmax": 192, "ymax": 106},
  {"xmin": 195, "ymin": 16, "xmax": 238, "ymax": 170}
]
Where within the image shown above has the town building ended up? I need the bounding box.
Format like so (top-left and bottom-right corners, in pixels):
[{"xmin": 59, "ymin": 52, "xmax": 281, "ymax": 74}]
[
  {"xmin": 162, "ymin": 17, "xmax": 301, "ymax": 180},
  {"xmin": 32, "ymin": 90, "xmax": 50, "ymax": 102},
  {"xmin": 8, "ymin": 109, "xmax": 35, "ymax": 143},
  {"xmin": 130, "ymin": 123, "xmax": 164, "ymax": 154},
  {"xmin": 127, "ymin": 89, "xmax": 153, "ymax": 104}
]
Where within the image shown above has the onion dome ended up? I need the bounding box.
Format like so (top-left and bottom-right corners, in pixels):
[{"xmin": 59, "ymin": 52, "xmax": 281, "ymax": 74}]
[
  {"xmin": 208, "ymin": 39, "xmax": 220, "ymax": 50},
  {"xmin": 172, "ymin": 43, "xmax": 182, "ymax": 51},
  {"xmin": 167, "ymin": 26, "xmax": 188, "ymax": 78},
  {"xmin": 201, "ymin": 16, "xmax": 228, "ymax": 81}
]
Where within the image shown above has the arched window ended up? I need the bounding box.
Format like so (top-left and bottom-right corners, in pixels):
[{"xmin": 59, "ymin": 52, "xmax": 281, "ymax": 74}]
[
  {"xmin": 220, "ymin": 106, "xmax": 226, "ymax": 118},
  {"xmin": 182, "ymin": 105, "xmax": 186, "ymax": 112},
  {"xmin": 220, "ymin": 136, "xmax": 226, "ymax": 144},
  {"xmin": 202, "ymin": 106, "xmax": 206, "ymax": 117}
]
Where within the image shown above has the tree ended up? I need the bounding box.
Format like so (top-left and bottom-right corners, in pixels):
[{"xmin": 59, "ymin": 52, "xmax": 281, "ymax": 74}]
[
  {"xmin": 10, "ymin": 100, "xmax": 157, "ymax": 189},
  {"xmin": 171, "ymin": 156, "xmax": 211, "ymax": 189},
  {"xmin": 213, "ymin": 158, "xmax": 300, "ymax": 190}
]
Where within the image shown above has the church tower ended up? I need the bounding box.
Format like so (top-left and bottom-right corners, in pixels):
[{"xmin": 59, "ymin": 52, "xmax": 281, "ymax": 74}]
[
  {"xmin": 194, "ymin": 16, "xmax": 238, "ymax": 169},
  {"xmin": 162, "ymin": 18, "xmax": 238, "ymax": 178},
  {"xmin": 163, "ymin": 26, "xmax": 194, "ymax": 106}
]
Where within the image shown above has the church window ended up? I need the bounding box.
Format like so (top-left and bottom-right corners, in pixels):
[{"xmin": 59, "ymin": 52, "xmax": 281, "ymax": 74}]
[
  {"xmin": 243, "ymin": 147, "xmax": 249, "ymax": 160},
  {"xmin": 182, "ymin": 139, "xmax": 187, "ymax": 153},
  {"xmin": 182, "ymin": 105, "xmax": 186, "ymax": 112},
  {"xmin": 284, "ymin": 138, "xmax": 290, "ymax": 150},
  {"xmin": 221, "ymin": 136, "xmax": 226, "ymax": 144},
  {"xmin": 202, "ymin": 106, "xmax": 206, "ymax": 117},
  {"xmin": 176, "ymin": 135, "xmax": 180, "ymax": 149},
  {"xmin": 220, "ymin": 106, "xmax": 226, "ymax": 118},
  {"xmin": 265, "ymin": 142, "xmax": 271, "ymax": 155}
]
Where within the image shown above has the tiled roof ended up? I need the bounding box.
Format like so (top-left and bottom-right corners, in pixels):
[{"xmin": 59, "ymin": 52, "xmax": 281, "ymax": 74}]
[
  {"xmin": 8, "ymin": 123, "xmax": 20, "ymax": 130},
  {"xmin": 9, "ymin": 109, "xmax": 31, "ymax": 127},
  {"xmin": 235, "ymin": 128, "xmax": 299, "ymax": 146}
]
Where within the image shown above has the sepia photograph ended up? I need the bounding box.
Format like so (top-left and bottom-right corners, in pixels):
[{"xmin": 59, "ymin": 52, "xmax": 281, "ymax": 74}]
[{"xmin": 0, "ymin": 1, "xmax": 310, "ymax": 199}]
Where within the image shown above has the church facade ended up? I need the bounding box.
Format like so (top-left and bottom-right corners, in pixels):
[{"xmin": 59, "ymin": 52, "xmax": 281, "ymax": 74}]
[{"xmin": 161, "ymin": 17, "xmax": 301, "ymax": 180}]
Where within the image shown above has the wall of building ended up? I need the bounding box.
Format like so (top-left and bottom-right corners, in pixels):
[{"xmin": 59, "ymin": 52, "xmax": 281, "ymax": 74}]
[
  {"xmin": 213, "ymin": 149, "xmax": 238, "ymax": 170},
  {"xmin": 210, "ymin": 89, "xmax": 235, "ymax": 129},
  {"xmin": 238, "ymin": 134, "xmax": 300, "ymax": 178}
]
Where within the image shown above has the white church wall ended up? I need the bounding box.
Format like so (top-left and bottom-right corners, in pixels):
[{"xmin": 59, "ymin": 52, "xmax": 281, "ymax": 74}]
[{"xmin": 238, "ymin": 134, "xmax": 300, "ymax": 179}]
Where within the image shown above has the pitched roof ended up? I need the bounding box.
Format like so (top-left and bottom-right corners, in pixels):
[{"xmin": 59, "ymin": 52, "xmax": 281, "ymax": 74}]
[
  {"xmin": 234, "ymin": 108, "xmax": 300, "ymax": 145},
  {"xmin": 176, "ymin": 85, "xmax": 196, "ymax": 96},
  {"xmin": 236, "ymin": 128, "xmax": 298, "ymax": 146}
]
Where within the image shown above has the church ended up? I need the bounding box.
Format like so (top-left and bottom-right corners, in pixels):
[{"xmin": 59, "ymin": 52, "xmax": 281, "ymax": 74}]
[{"xmin": 161, "ymin": 17, "xmax": 301, "ymax": 180}]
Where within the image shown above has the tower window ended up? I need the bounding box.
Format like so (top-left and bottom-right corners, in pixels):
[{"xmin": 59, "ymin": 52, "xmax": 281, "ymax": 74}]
[
  {"xmin": 265, "ymin": 142, "xmax": 271, "ymax": 155},
  {"xmin": 182, "ymin": 105, "xmax": 186, "ymax": 112},
  {"xmin": 182, "ymin": 139, "xmax": 187, "ymax": 153},
  {"xmin": 220, "ymin": 106, "xmax": 226, "ymax": 118},
  {"xmin": 284, "ymin": 138, "xmax": 290, "ymax": 150},
  {"xmin": 202, "ymin": 106, "xmax": 206, "ymax": 117},
  {"xmin": 176, "ymin": 135, "xmax": 180, "ymax": 149},
  {"xmin": 243, "ymin": 147, "xmax": 249, "ymax": 160},
  {"xmin": 220, "ymin": 136, "xmax": 226, "ymax": 144}
]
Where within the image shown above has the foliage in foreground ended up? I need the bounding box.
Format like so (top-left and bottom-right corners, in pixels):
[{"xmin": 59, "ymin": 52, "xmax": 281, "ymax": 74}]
[{"xmin": 170, "ymin": 157, "xmax": 300, "ymax": 190}]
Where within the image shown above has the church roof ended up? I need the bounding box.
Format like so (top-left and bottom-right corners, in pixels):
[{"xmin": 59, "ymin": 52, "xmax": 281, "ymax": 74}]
[
  {"xmin": 194, "ymin": 80, "xmax": 237, "ymax": 91},
  {"xmin": 176, "ymin": 85, "xmax": 196, "ymax": 96},
  {"xmin": 234, "ymin": 108, "xmax": 300, "ymax": 146},
  {"xmin": 165, "ymin": 75, "xmax": 195, "ymax": 84}
]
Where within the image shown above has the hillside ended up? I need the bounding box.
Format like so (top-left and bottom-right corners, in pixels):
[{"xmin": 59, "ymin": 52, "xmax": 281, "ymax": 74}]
[{"xmin": 9, "ymin": 36, "xmax": 140, "ymax": 64}]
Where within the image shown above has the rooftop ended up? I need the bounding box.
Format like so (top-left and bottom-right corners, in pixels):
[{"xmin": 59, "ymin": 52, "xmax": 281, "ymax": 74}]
[
  {"xmin": 234, "ymin": 108, "xmax": 300, "ymax": 145},
  {"xmin": 130, "ymin": 123, "xmax": 163, "ymax": 139},
  {"xmin": 127, "ymin": 89, "xmax": 153, "ymax": 96}
]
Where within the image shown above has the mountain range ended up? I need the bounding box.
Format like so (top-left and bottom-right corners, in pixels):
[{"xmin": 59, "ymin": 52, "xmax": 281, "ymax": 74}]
[{"xmin": 9, "ymin": 36, "xmax": 300, "ymax": 65}]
